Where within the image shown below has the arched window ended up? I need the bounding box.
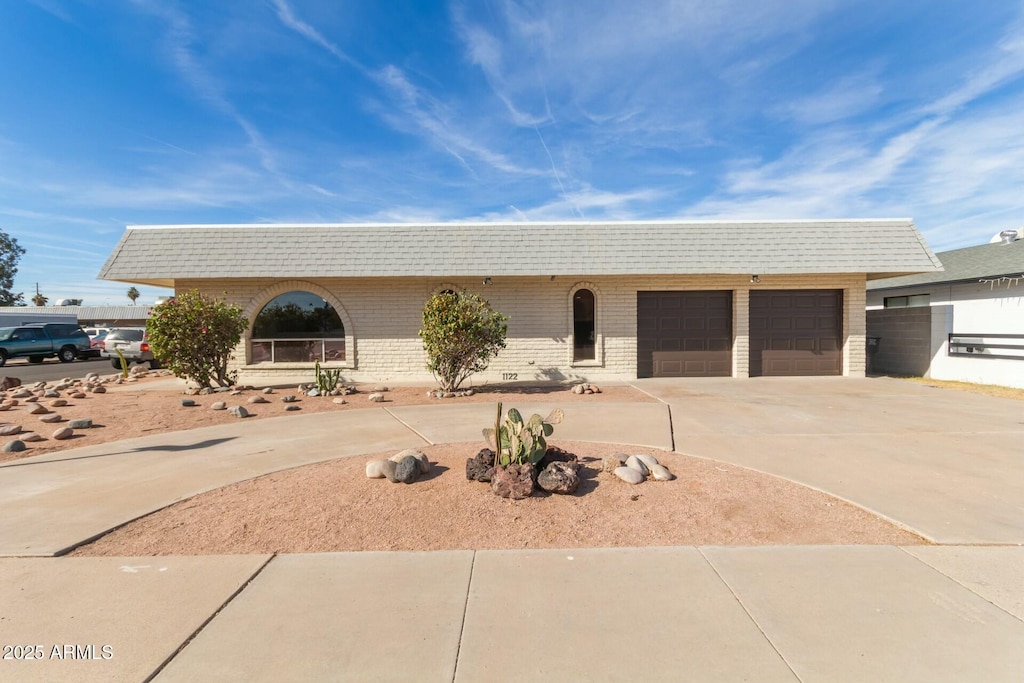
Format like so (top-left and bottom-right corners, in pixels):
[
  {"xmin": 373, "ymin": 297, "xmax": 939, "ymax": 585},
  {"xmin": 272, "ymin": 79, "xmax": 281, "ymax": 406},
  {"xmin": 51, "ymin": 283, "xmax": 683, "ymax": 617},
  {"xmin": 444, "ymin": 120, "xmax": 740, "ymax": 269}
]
[
  {"xmin": 251, "ymin": 291, "xmax": 346, "ymax": 363},
  {"xmin": 573, "ymin": 288, "xmax": 596, "ymax": 361}
]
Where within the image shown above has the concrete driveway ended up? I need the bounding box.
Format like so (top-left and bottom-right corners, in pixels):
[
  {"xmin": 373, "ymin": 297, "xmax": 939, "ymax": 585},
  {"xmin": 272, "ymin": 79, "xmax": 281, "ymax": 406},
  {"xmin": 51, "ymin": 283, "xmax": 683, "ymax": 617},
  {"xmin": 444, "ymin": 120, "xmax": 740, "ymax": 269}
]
[{"xmin": 634, "ymin": 376, "xmax": 1024, "ymax": 544}]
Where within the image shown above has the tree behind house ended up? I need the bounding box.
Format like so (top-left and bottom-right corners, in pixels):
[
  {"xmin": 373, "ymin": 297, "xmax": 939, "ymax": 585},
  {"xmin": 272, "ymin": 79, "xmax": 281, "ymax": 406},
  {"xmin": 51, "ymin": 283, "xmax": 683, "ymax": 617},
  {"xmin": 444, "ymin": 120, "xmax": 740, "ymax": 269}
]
[
  {"xmin": 0, "ymin": 230, "xmax": 26, "ymax": 306},
  {"xmin": 127, "ymin": 286, "xmax": 140, "ymax": 305}
]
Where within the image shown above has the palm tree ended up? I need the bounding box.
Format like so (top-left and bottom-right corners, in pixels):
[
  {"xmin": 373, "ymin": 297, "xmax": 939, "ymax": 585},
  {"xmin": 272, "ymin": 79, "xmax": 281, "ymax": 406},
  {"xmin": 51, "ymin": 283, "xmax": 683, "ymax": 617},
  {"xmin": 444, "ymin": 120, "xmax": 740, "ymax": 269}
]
[
  {"xmin": 127, "ymin": 286, "xmax": 140, "ymax": 305},
  {"xmin": 31, "ymin": 292, "xmax": 47, "ymax": 306}
]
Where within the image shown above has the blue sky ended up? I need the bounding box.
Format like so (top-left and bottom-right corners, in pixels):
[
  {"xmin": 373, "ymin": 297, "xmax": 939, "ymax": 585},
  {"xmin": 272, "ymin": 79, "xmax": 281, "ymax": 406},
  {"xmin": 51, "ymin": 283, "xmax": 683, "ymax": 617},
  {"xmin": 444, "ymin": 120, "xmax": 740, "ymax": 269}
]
[{"xmin": 2, "ymin": 1, "xmax": 1023, "ymax": 305}]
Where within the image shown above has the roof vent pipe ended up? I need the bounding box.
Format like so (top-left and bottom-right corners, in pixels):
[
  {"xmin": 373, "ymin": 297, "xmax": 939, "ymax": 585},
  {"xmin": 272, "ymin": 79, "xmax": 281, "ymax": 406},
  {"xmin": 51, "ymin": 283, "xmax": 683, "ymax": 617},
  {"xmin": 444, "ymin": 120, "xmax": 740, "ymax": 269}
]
[{"xmin": 999, "ymin": 229, "xmax": 1021, "ymax": 244}]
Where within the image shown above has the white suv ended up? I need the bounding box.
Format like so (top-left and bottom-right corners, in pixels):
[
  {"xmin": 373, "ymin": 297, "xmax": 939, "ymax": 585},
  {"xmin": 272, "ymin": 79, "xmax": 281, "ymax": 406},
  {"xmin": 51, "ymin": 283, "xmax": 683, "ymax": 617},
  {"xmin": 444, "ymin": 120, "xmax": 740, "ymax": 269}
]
[{"xmin": 100, "ymin": 328, "xmax": 162, "ymax": 369}]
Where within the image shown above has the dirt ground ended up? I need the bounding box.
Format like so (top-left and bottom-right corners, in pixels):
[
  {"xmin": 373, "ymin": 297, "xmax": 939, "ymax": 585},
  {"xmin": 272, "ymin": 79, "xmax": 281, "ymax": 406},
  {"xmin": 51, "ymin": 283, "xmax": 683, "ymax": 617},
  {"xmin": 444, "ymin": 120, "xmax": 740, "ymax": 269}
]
[{"xmin": 2, "ymin": 370, "xmax": 927, "ymax": 553}]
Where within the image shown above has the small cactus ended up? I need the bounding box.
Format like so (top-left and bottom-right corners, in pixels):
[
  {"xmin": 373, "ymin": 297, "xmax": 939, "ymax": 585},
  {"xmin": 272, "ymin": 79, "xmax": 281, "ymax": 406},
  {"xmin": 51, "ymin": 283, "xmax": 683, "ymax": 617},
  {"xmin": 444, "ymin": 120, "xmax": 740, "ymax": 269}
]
[
  {"xmin": 483, "ymin": 402, "xmax": 564, "ymax": 467},
  {"xmin": 313, "ymin": 360, "xmax": 342, "ymax": 395}
]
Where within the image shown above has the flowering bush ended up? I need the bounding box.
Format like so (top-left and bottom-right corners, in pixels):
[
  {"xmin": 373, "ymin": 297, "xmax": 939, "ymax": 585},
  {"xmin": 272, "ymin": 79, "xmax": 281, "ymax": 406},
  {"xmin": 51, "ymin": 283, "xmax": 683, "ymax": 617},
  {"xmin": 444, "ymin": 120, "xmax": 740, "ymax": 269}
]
[
  {"xmin": 419, "ymin": 290, "xmax": 507, "ymax": 392},
  {"xmin": 146, "ymin": 290, "xmax": 247, "ymax": 388}
]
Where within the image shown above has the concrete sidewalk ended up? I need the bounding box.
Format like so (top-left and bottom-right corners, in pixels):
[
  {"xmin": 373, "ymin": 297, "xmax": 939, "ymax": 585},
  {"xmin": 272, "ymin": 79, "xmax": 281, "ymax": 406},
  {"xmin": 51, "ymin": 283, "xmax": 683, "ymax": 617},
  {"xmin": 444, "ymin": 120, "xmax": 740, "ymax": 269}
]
[{"xmin": 2, "ymin": 546, "xmax": 1022, "ymax": 682}]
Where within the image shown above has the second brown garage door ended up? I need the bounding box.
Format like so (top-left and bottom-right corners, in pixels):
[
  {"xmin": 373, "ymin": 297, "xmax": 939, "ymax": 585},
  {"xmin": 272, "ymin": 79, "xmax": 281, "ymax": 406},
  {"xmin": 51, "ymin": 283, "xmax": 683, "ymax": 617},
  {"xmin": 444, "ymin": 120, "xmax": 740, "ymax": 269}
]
[
  {"xmin": 637, "ymin": 291, "xmax": 732, "ymax": 377},
  {"xmin": 749, "ymin": 290, "xmax": 842, "ymax": 376}
]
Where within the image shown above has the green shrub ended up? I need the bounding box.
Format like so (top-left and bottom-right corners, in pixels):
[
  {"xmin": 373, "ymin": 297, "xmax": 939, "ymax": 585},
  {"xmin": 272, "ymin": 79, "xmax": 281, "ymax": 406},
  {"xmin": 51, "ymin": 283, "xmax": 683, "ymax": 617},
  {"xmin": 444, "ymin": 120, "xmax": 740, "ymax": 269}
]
[
  {"xmin": 419, "ymin": 290, "xmax": 508, "ymax": 392},
  {"xmin": 146, "ymin": 290, "xmax": 247, "ymax": 388}
]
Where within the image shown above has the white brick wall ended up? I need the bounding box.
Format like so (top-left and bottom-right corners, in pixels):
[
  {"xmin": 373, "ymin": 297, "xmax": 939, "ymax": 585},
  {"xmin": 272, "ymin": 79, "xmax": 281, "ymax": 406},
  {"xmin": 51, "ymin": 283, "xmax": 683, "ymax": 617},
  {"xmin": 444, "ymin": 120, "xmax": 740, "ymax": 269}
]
[{"xmin": 180, "ymin": 273, "xmax": 867, "ymax": 384}]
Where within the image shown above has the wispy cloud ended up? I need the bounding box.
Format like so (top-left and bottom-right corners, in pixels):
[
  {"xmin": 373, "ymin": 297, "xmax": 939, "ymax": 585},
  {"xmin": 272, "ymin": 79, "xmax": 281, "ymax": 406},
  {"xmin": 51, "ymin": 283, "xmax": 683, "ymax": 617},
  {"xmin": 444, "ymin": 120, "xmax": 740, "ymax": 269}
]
[
  {"xmin": 269, "ymin": 0, "xmax": 364, "ymax": 72},
  {"xmin": 132, "ymin": 0, "xmax": 282, "ymax": 176},
  {"xmin": 372, "ymin": 65, "xmax": 540, "ymax": 176},
  {"xmin": 771, "ymin": 71, "xmax": 885, "ymax": 125},
  {"xmin": 27, "ymin": 0, "xmax": 73, "ymax": 23}
]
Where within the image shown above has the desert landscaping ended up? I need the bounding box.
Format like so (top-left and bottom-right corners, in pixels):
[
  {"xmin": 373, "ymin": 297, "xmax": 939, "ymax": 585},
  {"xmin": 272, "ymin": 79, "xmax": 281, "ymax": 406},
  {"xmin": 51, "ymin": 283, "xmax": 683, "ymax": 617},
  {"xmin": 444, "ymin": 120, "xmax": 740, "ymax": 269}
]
[{"xmin": 0, "ymin": 367, "xmax": 930, "ymax": 555}]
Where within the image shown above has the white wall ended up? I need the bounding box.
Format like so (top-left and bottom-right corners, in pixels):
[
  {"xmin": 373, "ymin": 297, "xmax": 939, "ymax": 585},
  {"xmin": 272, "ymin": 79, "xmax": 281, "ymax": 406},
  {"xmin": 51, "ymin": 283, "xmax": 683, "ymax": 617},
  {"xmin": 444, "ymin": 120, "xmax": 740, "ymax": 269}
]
[{"xmin": 868, "ymin": 280, "xmax": 1024, "ymax": 388}]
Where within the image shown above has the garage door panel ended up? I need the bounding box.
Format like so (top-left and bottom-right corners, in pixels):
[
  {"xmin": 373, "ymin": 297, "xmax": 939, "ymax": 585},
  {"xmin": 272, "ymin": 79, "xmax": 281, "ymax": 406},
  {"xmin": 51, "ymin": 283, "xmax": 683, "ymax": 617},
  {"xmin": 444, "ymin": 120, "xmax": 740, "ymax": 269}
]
[
  {"xmin": 638, "ymin": 292, "xmax": 732, "ymax": 378},
  {"xmin": 750, "ymin": 290, "xmax": 842, "ymax": 377}
]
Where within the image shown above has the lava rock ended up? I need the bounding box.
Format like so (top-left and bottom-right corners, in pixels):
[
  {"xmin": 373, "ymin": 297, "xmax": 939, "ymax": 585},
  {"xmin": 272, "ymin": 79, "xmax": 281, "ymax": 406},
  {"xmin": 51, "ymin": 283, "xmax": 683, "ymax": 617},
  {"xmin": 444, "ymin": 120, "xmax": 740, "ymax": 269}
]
[
  {"xmin": 466, "ymin": 448, "xmax": 495, "ymax": 482},
  {"xmin": 390, "ymin": 448, "xmax": 430, "ymax": 474},
  {"xmin": 538, "ymin": 461, "xmax": 580, "ymax": 494},
  {"xmin": 491, "ymin": 463, "xmax": 535, "ymax": 499},
  {"xmin": 395, "ymin": 455, "xmax": 421, "ymax": 484},
  {"xmin": 537, "ymin": 445, "xmax": 578, "ymax": 471}
]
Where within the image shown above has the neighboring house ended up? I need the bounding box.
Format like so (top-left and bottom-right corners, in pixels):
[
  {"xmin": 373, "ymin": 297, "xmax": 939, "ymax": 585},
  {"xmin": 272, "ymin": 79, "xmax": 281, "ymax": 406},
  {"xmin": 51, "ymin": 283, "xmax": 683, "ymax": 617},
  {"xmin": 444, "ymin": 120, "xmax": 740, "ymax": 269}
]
[
  {"xmin": 866, "ymin": 230, "xmax": 1024, "ymax": 388},
  {"xmin": 98, "ymin": 220, "xmax": 941, "ymax": 385},
  {"xmin": 0, "ymin": 306, "xmax": 152, "ymax": 329}
]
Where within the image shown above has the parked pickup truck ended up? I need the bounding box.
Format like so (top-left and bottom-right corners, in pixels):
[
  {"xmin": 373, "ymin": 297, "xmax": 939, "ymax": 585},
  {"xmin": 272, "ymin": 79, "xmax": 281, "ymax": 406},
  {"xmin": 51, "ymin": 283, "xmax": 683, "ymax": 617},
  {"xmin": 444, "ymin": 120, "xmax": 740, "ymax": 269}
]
[{"xmin": 0, "ymin": 323, "xmax": 92, "ymax": 366}]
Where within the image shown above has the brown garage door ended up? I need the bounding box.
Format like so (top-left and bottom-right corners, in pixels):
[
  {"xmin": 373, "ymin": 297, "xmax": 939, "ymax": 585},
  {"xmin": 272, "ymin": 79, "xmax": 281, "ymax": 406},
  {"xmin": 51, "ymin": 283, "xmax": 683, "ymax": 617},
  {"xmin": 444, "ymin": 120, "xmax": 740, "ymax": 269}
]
[
  {"xmin": 637, "ymin": 291, "xmax": 732, "ymax": 377},
  {"xmin": 750, "ymin": 290, "xmax": 842, "ymax": 376}
]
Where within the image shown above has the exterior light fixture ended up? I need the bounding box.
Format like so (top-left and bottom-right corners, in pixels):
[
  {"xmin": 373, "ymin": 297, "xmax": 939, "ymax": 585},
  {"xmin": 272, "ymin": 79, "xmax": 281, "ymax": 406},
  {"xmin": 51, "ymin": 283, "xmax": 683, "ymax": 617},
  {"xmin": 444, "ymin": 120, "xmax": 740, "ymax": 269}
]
[
  {"xmin": 750, "ymin": 274, "xmax": 761, "ymax": 284},
  {"xmin": 483, "ymin": 277, "xmax": 493, "ymax": 285}
]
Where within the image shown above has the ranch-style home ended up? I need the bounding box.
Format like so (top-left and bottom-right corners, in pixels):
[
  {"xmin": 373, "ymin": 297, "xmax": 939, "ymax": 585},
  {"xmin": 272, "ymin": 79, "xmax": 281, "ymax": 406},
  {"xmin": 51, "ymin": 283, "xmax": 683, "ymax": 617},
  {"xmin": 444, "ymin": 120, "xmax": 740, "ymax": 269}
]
[{"xmin": 98, "ymin": 220, "xmax": 942, "ymax": 385}]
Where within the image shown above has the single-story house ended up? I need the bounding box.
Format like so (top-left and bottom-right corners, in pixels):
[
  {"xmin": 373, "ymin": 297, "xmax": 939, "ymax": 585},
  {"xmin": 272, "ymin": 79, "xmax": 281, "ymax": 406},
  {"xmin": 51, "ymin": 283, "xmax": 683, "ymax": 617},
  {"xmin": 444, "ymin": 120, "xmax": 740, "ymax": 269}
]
[
  {"xmin": 98, "ymin": 219, "xmax": 941, "ymax": 385},
  {"xmin": 867, "ymin": 229, "xmax": 1024, "ymax": 388}
]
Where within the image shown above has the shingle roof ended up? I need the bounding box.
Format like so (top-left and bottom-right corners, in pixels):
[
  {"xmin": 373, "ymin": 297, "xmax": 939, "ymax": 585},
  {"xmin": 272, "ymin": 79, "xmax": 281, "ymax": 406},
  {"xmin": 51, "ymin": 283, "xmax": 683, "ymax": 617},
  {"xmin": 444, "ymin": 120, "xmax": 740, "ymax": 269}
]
[
  {"xmin": 98, "ymin": 220, "xmax": 942, "ymax": 286},
  {"xmin": 0, "ymin": 306, "xmax": 151, "ymax": 322},
  {"xmin": 867, "ymin": 237, "xmax": 1024, "ymax": 290}
]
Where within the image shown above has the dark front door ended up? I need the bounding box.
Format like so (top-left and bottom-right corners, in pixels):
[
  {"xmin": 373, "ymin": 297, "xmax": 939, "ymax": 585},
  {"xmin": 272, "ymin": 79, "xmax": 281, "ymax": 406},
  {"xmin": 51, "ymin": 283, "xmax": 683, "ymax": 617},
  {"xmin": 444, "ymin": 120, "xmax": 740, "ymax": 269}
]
[
  {"xmin": 749, "ymin": 290, "xmax": 842, "ymax": 376},
  {"xmin": 637, "ymin": 291, "xmax": 732, "ymax": 377}
]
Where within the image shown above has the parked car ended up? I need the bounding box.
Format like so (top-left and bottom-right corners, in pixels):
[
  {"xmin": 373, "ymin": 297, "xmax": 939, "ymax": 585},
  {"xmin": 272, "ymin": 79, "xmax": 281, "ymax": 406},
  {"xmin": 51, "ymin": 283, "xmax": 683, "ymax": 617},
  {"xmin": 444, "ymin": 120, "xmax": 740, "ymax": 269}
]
[
  {"xmin": 78, "ymin": 329, "xmax": 109, "ymax": 359},
  {"xmin": 0, "ymin": 323, "xmax": 92, "ymax": 366},
  {"xmin": 83, "ymin": 327, "xmax": 111, "ymax": 338},
  {"xmin": 100, "ymin": 328, "xmax": 162, "ymax": 369}
]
